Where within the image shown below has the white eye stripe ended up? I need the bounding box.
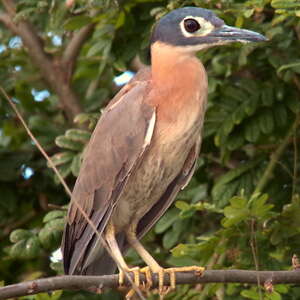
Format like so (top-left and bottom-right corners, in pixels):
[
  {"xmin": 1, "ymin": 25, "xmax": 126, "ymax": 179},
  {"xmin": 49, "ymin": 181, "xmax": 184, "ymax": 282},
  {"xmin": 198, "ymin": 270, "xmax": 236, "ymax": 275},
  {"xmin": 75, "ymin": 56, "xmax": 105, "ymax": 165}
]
[{"xmin": 180, "ymin": 16, "xmax": 215, "ymax": 37}]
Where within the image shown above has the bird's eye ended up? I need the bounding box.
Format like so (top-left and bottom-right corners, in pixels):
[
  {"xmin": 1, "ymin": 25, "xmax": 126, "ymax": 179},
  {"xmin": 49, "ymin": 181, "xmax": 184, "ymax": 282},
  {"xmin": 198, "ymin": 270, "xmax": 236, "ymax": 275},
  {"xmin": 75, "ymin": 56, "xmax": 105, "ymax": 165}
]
[{"xmin": 184, "ymin": 18, "xmax": 201, "ymax": 33}]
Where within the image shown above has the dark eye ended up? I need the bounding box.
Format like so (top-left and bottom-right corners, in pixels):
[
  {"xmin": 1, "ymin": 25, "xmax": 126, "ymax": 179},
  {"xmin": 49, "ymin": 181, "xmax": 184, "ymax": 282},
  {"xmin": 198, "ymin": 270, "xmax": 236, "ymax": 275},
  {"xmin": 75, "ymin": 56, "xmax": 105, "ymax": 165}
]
[{"xmin": 184, "ymin": 18, "xmax": 201, "ymax": 33}]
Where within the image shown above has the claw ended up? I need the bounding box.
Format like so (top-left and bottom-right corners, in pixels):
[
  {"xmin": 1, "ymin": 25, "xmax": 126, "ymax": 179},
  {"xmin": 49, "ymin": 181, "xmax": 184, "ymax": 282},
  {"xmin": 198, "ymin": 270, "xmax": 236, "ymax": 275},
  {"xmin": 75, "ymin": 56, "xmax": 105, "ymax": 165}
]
[
  {"xmin": 165, "ymin": 266, "xmax": 204, "ymax": 290},
  {"xmin": 140, "ymin": 266, "xmax": 153, "ymax": 289},
  {"xmin": 153, "ymin": 265, "xmax": 205, "ymax": 296},
  {"xmin": 120, "ymin": 265, "xmax": 205, "ymax": 299},
  {"xmin": 118, "ymin": 267, "xmax": 140, "ymax": 288},
  {"xmin": 119, "ymin": 267, "xmax": 153, "ymax": 299}
]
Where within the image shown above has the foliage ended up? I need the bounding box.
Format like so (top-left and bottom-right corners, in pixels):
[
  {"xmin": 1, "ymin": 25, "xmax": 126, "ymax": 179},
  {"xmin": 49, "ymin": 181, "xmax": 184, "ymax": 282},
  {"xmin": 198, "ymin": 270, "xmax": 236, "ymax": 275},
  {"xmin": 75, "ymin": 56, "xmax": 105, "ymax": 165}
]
[{"xmin": 0, "ymin": 0, "xmax": 300, "ymax": 299}]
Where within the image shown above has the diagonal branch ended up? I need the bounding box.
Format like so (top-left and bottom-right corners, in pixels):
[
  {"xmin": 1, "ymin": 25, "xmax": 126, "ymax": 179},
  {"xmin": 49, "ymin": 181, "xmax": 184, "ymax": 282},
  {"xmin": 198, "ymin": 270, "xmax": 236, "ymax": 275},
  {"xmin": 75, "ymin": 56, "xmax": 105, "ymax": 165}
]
[
  {"xmin": 0, "ymin": 12, "xmax": 17, "ymax": 32},
  {"xmin": 62, "ymin": 23, "xmax": 95, "ymax": 81},
  {"xmin": 0, "ymin": 0, "xmax": 83, "ymax": 122},
  {"xmin": 254, "ymin": 116, "xmax": 300, "ymax": 194},
  {"xmin": 1, "ymin": 270, "xmax": 300, "ymax": 299},
  {"xmin": 2, "ymin": 0, "xmax": 15, "ymax": 16}
]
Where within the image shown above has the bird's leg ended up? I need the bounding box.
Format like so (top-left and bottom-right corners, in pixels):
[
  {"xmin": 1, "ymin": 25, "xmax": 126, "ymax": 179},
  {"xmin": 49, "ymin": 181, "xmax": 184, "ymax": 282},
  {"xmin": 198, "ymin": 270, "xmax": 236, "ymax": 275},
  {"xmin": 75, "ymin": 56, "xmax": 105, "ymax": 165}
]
[
  {"xmin": 105, "ymin": 223, "xmax": 141, "ymax": 289},
  {"xmin": 126, "ymin": 225, "xmax": 167, "ymax": 294},
  {"xmin": 126, "ymin": 225, "xmax": 204, "ymax": 294}
]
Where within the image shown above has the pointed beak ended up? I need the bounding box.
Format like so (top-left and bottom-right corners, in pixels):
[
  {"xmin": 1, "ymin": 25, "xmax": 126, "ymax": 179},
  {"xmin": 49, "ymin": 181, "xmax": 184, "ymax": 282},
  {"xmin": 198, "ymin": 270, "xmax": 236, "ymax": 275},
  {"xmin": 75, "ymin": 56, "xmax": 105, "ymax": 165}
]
[{"xmin": 209, "ymin": 25, "xmax": 267, "ymax": 43}]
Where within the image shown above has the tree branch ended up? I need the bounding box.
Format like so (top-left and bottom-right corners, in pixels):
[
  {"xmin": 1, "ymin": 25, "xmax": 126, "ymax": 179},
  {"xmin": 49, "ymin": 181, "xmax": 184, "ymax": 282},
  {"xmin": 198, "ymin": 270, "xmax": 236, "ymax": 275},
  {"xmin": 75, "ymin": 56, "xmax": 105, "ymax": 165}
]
[
  {"xmin": 1, "ymin": 270, "xmax": 300, "ymax": 299},
  {"xmin": 62, "ymin": 23, "xmax": 95, "ymax": 81},
  {"xmin": 2, "ymin": 0, "xmax": 16, "ymax": 16},
  {"xmin": 254, "ymin": 116, "xmax": 300, "ymax": 194},
  {"xmin": 0, "ymin": 0, "xmax": 83, "ymax": 122},
  {"xmin": 0, "ymin": 12, "xmax": 17, "ymax": 32}
]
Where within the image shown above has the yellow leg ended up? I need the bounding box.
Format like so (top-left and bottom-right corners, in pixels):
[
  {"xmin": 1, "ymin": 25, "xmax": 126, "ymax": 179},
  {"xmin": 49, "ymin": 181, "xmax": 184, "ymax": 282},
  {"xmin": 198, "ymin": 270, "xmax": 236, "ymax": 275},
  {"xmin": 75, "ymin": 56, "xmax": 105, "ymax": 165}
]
[
  {"xmin": 105, "ymin": 222, "xmax": 130, "ymax": 286},
  {"xmin": 126, "ymin": 225, "xmax": 204, "ymax": 294},
  {"xmin": 105, "ymin": 223, "xmax": 148, "ymax": 299}
]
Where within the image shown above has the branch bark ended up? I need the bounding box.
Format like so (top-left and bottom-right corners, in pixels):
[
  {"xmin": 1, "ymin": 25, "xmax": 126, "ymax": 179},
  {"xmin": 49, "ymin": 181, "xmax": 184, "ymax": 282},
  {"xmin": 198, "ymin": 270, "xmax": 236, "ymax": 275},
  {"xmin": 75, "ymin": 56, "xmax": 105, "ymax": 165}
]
[
  {"xmin": 0, "ymin": 0, "xmax": 90, "ymax": 122},
  {"xmin": 62, "ymin": 23, "xmax": 95, "ymax": 81},
  {"xmin": 1, "ymin": 270, "xmax": 300, "ymax": 299}
]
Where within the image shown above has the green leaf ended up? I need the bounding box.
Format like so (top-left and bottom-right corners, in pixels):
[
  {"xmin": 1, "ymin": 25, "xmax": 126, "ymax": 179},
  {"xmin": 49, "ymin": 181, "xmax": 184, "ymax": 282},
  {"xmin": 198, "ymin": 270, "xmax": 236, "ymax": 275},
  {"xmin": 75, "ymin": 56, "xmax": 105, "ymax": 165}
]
[
  {"xmin": 162, "ymin": 225, "xmax": 181, "ymax": 249},
  {"xmin": 277, "ymin": 61, "xmax": 300, "ymax": 74},
  {"xmin": 175, "ymin": 201, "xmax": 191, "ymax": 211},
  {"xmin": 65, "ymin": 129, "xmax": 91, "ymax": 143},
  {"xmin": 212, "ymin": 160, "xmax": 261, "ymax": 204},
  {"xmin": 241, "ymin": 288, "xmax": 260, "ymax": 299},
  {"xmin": 55, "ymin": 136, "xmax": 83, "ymax": 151},
  {"xmin": 222, "ymin": 196, "xmax": 249, "ymax": 227},
  {"xmin": 266, "ymin": 291, "xmax": 282, "ymax": 300},
  {"xmin": 115, "ymin": 11, "xmax": 125, "ymax": 29},
  {"xmin": 244, "ymin": 96, "xmax": 259, "ymax": 116},
  {"xmin": 259, "ymin": 109, "xmax": 274, "ymax": 134},
  {"xmin": 261, "ymin": 88, "xmax": 274, "ymax": 107},
  {"xmin": 286, "ymin": 97, "xmax": 300, "ymax": 113},
  {"xmin": 43, "ymin": 210, "xmax": 66, "ymax": 223},
  {"xmin": 10, "ymin": 240, "xmax": 27, "ymax": 258},
  {"xmin": 39, "ymin": 219, "xmax": 64, "ymax": 250},
  {"xmin": 226, "ymin": 133, "xmax": 244, "ymax": 150},
  {"xmin": 25, "ymin": 237, "xmax": 41, "ymax": 258},
  {"xmin": 243, "ymin": 8, "xmax": 254, "ymax": 18},
  {"xmin": 64, "ymin": 16, "xmax": 92, "ymax": 30},
  {"xmin": 10, "ymin": 237, "xmax": 41, "ymax": 259},
  {"xmin": 56, "ymin": 162, "xmax": 72, "ymax": 180},
  {"xmin": 49, "ymin": 151, "xmax": 74, "ymax": 167},
  {"xmin": 244, "ymin": 118, "xmax": 261, "ymax": 142},
  {"xmin": 10, "ymin": 229, "xmax": 32, "ymax": 243},
  {"xmin": 273, "ymin": 104, "xmax": 287, "ymax": 127},
  {"xmin": 250, "ymin": 193, "xmax": 274, "ymax": 219},
  {"xmin": 86, "ymin": 40, "xmax": 107, "ymax": 57},
  {"xmin": 212, "ymin": 180, "xmax": 238, "ymax": 208},
  {"xmin": 171, "ymin": 243, "xmax": 190, "ymax": 257},
  {"xmin": 71, "ymin": 153, "xmax": 82, "ymax": 177},
  {"xmin": 155, "ymin": 208, "xmax": 179, "ymax": 234}
]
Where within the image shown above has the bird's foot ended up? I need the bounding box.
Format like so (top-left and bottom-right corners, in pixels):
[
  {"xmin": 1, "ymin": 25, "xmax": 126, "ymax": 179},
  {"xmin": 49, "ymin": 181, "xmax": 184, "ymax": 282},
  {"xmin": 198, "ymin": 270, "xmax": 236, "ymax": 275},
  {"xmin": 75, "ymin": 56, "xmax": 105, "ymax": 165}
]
[
  {"xmin": 118, "ymin": 266, "xmax": 153, "ymax": 299},
  {"xmin": 153, "ymin": 265, "xmax": 205, "ymax": 296},
  {"xmin": 118, "ymin": 267, "xmax": 141, "ymax": 287},
  {"xmin": 119, "ymin": 265, "xmax": 205, "ymax": 299}
]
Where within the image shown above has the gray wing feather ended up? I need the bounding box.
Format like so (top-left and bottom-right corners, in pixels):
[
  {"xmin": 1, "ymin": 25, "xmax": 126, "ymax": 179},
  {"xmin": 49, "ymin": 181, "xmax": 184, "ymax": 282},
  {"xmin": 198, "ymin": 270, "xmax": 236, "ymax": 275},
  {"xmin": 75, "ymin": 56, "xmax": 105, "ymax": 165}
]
[
  {"xmin": 62, "ymin": 79, "xmax": 156, "ymax": 275},
  {"xmin": 136, "ymin": 138, "xmax": 201, "ymax": 240}
]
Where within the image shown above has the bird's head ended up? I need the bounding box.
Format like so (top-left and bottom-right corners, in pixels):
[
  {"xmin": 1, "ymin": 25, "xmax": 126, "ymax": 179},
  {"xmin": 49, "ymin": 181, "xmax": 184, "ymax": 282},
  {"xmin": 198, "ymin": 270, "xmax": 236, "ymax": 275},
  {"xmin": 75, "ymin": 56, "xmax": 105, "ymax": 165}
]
[{"xmin": 151, "ymin": 7, "xmax": 267, "ymax": 52}]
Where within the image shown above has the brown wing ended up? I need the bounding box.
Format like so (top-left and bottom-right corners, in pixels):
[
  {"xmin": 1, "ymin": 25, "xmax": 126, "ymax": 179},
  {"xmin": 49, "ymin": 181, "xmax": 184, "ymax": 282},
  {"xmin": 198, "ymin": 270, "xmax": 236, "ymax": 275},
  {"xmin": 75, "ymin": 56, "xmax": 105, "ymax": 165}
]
[
  {"xmin": 136, "ymin": 138, "xmax": 201, "ymax": 239},
  {"xmin": 62, "ymin": 72, "xmax": 156, "ymax": 275}
]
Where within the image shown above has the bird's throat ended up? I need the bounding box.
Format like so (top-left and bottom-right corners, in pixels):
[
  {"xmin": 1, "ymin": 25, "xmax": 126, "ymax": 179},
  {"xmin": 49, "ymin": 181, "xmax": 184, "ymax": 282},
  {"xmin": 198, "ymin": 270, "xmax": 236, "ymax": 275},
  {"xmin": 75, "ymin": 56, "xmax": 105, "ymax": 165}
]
[{"xmin": 150, "ymin": 42, "xmax": 207, "ymax": 123}]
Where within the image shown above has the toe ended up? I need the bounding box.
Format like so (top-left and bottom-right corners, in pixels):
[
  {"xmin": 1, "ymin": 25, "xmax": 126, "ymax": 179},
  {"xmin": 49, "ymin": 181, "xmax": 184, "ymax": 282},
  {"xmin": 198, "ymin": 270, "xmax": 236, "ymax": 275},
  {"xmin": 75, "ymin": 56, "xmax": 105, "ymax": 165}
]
[
  {"xmin": 118, "ymin": 270, "xmax": 125, "ymax": 287},
  {"xmin": 140, "ymin": 266, "xmax": 153, "ymax": 289}
]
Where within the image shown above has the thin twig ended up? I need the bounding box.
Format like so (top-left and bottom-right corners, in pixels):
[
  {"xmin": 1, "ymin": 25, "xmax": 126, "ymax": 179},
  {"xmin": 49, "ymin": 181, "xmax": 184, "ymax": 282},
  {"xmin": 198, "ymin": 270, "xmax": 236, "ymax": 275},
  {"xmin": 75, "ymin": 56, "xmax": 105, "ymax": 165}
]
[
  {"xmin": 0, "ymin": 86, "xmax": 72, "ymax": 196},
  {"xmin": 0, "ymin": 211, "xmax": 36, "ymax": 240},
  {"xmin": 254, "ymin": 116, "xmax": 300, "ymax": 194},
  {"xmin": 292, "ymin": 125, "xmax": 298, "ymax": 196},
  {"xmin": 293, "ymin": 75, "xmax": 300, "ymax": 93},
  {"xmin": 250, "ymin": 219, "xmax": 262, "ymax": 300},
  {"xmin": 0, "ymin": 87, "xmax": 145, "ymax": 300}
]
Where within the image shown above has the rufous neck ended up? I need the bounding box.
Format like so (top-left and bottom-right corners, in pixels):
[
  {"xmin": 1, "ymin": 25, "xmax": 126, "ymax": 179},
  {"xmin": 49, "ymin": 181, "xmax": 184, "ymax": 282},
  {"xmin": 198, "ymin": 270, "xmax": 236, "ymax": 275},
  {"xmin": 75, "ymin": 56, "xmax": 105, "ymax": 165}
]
[{"xmin": 150, "ymin": 42, "xmax": 202, "ymax": 86}]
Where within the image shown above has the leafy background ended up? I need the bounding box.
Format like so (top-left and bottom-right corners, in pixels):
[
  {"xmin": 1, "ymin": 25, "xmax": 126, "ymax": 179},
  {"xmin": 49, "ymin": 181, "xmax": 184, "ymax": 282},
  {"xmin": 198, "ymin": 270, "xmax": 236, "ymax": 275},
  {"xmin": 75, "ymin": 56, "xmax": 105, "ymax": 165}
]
[{"xmin": 0, "ymin": 0, "xmax": 300, "ymax": 299}]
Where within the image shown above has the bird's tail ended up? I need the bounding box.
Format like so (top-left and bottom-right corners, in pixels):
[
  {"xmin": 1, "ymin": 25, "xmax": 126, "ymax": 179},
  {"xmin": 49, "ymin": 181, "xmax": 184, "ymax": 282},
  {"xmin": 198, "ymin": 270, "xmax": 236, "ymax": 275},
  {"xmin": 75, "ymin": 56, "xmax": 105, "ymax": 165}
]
[{"xmin": 84, "ymin": 232, "xmax": 125, "ymax": 275}]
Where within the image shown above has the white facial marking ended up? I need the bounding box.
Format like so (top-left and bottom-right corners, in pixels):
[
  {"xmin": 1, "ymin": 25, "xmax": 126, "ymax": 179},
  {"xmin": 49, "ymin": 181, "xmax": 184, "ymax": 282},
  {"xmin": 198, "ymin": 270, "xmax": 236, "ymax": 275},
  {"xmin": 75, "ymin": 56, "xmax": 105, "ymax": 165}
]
[{"xmin": 180, "ymin": 16, "xmax": 215, "ymax": 38}]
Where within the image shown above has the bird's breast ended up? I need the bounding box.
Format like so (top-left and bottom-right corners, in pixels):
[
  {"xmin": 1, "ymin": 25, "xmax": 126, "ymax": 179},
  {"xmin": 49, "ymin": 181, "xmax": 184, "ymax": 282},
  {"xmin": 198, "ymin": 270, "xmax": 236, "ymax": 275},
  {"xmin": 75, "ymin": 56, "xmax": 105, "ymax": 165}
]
[
  {"xmin": 112, "ymin": 57, "xmax": 208, "ymax": 231},
  {"xmin": 112, "ymin": 107, "xmax": 202, "ymax": 231}
]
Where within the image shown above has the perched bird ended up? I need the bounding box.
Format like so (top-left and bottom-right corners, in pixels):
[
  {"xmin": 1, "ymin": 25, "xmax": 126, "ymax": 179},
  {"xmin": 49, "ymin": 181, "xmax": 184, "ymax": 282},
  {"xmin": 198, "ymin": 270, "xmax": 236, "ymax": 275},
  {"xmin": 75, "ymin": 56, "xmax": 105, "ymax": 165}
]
[{"xmin": 62, "ymin": 6, "xmax": 266, "ymax": 295}]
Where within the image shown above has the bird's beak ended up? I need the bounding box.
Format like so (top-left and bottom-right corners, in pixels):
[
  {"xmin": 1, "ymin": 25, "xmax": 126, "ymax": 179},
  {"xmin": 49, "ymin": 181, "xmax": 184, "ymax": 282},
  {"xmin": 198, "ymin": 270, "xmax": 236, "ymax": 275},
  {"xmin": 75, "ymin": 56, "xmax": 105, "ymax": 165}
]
[{"xmin": 209, "ymin": 24, "xmax": 267, "ymax": 43}]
